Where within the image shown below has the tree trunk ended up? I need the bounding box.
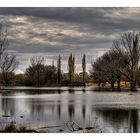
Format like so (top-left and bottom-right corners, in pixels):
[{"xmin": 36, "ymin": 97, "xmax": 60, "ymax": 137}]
[
  {"xmin": 129, "ymin": 110, "xmax": 138, "ymax": 133},
  {"xmin": 130, "ymin": 81, "xmax": 136, "ymax": 91},
  {"xmin": 125, "ymin": 81, "xmax": 127, "ymax": 86},
  {"xmin": 83, "ymin": 72, "xmax": 85, "ymax": 84},
  {"xmin": 117, "ymin": 80, "xmax": 121, "ymax": 91},
  {"xmin": 98, "ymin": 82, "xmax": 101, "ymax": 88},
  {"xmin": 37, "ymin": 68, "xmax": 40, "ymax": 87},
  {"xmin": 69, "ymin": 73, "xmax": 72, "ymax": 83},
  {"xmin": 57, "ymin": 70, "xmax": 61, "ymax": 84},
  {"xmin": 111, "ymin": 82, "xmax": 115, "ymax": 91},
  {"xmin": 3, "ymin": 72, "xmax": 8, "ymax": 87}
]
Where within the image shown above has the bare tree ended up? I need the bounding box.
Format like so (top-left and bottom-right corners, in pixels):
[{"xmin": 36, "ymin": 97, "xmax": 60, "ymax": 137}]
[
  {"xmin": 0, "ymin": 24, "xmax": 18, "ymax": 86},
  {"xmin": 0, "ymin": 24, "xmax": 8, "ymax": 58},
  {"xmin": 113, "ymin": 31, "xmax": 140, "ymax": 91},
  {"xmin": 30, "ymin": 56, "xmax": 45, "ymax": 87},
  {"xmin": 30, "ymin": 56, "xmax": 45, "ymax": 66},
  {"xmin": 1, "ymin": 52, "xmax": 18, "ymax": 86}
]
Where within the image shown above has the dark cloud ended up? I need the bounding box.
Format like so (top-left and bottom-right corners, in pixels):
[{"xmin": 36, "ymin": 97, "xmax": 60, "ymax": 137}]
[
  {"xmin": 0, "ymin": 7, "xmax": 137, "ymax": 31},
  {"xmin": 0, "ymin": 7, "xmax": 139, "ymax": 73}
]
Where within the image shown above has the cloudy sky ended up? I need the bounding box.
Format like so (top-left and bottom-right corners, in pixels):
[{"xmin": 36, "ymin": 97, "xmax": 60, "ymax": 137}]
[{"xmin": 0, "ymin": 7, "xmax": 140, "ymax": 73}]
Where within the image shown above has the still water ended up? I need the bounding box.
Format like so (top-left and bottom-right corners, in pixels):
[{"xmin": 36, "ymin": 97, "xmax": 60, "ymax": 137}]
[{"xmin": 0, "ymin": 87, "xmax": 140, "ymax": 133}]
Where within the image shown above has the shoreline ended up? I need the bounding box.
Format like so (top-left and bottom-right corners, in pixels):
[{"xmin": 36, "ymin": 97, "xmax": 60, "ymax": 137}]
[{"xmin": 0, "ymin": 86, "xmax": 138, "ymax": 92}]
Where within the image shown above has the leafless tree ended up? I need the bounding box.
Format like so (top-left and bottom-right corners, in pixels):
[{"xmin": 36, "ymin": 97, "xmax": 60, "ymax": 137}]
[
  {"xmin": 25, "ymin": 56, "xmax": 58, "ymax": 86},
  {"xmin": 1, "ymin": 52, "xmax": 18, "ymax": 86},
  {"xmin": 113, "ymin": 31, "xmax": 140, "ymax": 91},
  {"xmin": 30, "ymin": 56, "xmax": 45, "ymax": 87},
  {"xmin": 30, "ymin": 56, "xmax": 45, "ymax": 66},
  {"xmin": 0, "ymin": 24, "xmax": 8, "ymax": 56},
  {"xmin": 0, "ymin": 23, "xmax": 18, "ymax": 86}
]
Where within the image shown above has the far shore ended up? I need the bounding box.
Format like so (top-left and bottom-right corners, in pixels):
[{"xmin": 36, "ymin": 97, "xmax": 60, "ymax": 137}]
[{"xmin": 0, "ymin": 84, "xmax": 139, "ymax": 92}]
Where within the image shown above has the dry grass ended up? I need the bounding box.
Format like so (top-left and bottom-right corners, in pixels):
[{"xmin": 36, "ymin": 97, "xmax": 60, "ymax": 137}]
[
  {"xmin": 86, "ymin": 81, "xmax": 130, "ymax": 88},
  {"xmin": 0, "ymin": 122, "xmax": 37, "ymax": 133}
]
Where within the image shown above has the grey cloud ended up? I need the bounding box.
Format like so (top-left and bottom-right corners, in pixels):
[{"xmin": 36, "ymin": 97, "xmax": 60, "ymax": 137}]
[
  {"xmin": 0, "ymin": 7, "xmax": 137, "ymax": 32},
  {"xmin": 0, "ymin": 7, "xmax": 139, "ymax": 73}
]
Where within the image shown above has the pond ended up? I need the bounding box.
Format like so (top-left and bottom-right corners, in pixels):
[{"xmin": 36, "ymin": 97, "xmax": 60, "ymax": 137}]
[{"xmin": 0, "ymin": 87, "xmax": 140, "ymax": 133}]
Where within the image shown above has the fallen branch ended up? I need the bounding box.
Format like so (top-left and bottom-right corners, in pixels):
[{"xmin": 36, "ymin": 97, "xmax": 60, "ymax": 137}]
[{"xmin": 38, "ymin": 124, "xmax": 65, "ymax": 129}]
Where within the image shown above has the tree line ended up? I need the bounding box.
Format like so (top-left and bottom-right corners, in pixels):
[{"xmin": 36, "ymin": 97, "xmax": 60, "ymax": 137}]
[
  {"xmin": 90, "ymin": 31, "xmax": 140, "ymax": 91},
  {"xmin": 24, "ymin": 53, "xmax": 87, "ymax": 86},
  {"xmin": 0, "ymin": 24, "xmax": 89, "ymax": 87},
  {"xmin": 0, "ymin": 52, "xmax": 89, "ymax": 87},
  {"xmin": 1, "ymin": 23, "xmax": 140, "ymax": 91},
  {"xmin": 1, "ymin": 53, "xmax": 88, "ymax": 87}
]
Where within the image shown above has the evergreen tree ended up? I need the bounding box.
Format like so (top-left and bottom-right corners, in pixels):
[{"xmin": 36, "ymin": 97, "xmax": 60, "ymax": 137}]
[
  {"xmin": 82, "ymin": 54, "xmax": 86, "ymax": 83},
  {"xmin": 68, "ymin": 53, "xmax": 75, "ymax": 83},
  {"xmin": 57, "ymin": 55, "xmax": 61, "ymax": 84}
]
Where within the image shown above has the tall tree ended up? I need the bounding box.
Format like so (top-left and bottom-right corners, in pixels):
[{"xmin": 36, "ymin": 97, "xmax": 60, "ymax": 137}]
[
  {"xmin": 113, "ymin": 32, "xmax": 140, "ymax": 91},
  {"xmin": 71, "ymin": 55, "xmax": 75, "ymax": 81},
  {"xmin": 68, "ymin": 53, "xmax": 72, "ymax": 82},
  {"xmin": 68, "ymin": 53, "xmax": 75, "ymax": 83},
  {"xmin": 0, "ymin": 24, "xmax": 8, "ymax": 59},
  {"xmin": 0, "ymin": 24, "xmax": 18, "ymax": 86},
  {"xmin": 57, "ymin": 55, "xmax": 61, "ymax": 84},
  {"xmin": 82, "ymin": 54, "xmax": 86, "ymax": 84}
]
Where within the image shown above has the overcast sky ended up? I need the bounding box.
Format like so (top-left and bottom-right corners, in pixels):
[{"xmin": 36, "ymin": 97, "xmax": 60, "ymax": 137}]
[{"xmin": 0, "ymin": 7, "xmax": 140, "ymax": 73}]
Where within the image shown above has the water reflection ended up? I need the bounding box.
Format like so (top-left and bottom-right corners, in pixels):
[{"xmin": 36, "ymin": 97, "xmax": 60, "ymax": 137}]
[
  {"xmin": 57, "ymin": 102, "xmax": 61, "ymax": 120},
  {"xmin": 96, "ymin": 109, "xmax": 139, "ymax": 133},
  {"xmin": 82, "ymin": 105, "xmax": 86, "ymax": 122},
  {"xmin": 0, "ymin": 89, "xmax": 140, "ymax": 132},
  {"xmin": 129, "ymin": 110, "xmax": 139, "ymax": 133},
  {"xmin": 68, "ymin": 104, "xmax": 75, "ymax": 120},
  {"xmin": 1, "ymin": 95, "xmax": 16, "ymax": 116},
  {"xmin": 68, "ymin": 88, "xmax": 75, "ymax": 94}
]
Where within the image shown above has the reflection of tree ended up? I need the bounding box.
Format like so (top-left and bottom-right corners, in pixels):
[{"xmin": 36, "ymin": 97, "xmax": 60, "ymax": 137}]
[
  {"xmin": 57, "ymin": 89, "xmax": 62, "ymax": 94},
  {"xmin": 96, "ymin": 109, "xmax": 139, "ymax": 133},
  {"xmin": 57, "ymin": 103, "xmax": 61, "ymax": 120},
  {"xmin": 68, "ymin": 104, "xmax": 75, "ymax": 120},
  {"xmin": 82, "ymin": 105, "xmax": 86, "ymax": 122},
  {"xmin": 28, "ymin": 90, "xmax": 48, "ymax": 119},
  {"xmin": 29, "ymin": 98, "xmax": 45, "ymax": 119},
  {"xmin": 2, "ymin": 93, "xmax": 15, "ymax": 116},
  {"xmin": 129, "ymin": 110, "xmax": 139, "ymax": 133},
  {"xmin": 51, "ymin": 104, "xmax": 55, "ymax": 114},
  {"xmin": 97, "ymin": 109, "xmax": 129, "ymax": 132},
  {"xmin": 68, "ymin": 88, "xmax": 75, "ymax": 120},
  {"xmin": 68, "ymin": 88, "xmax": 75, "ymax": 94}
]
